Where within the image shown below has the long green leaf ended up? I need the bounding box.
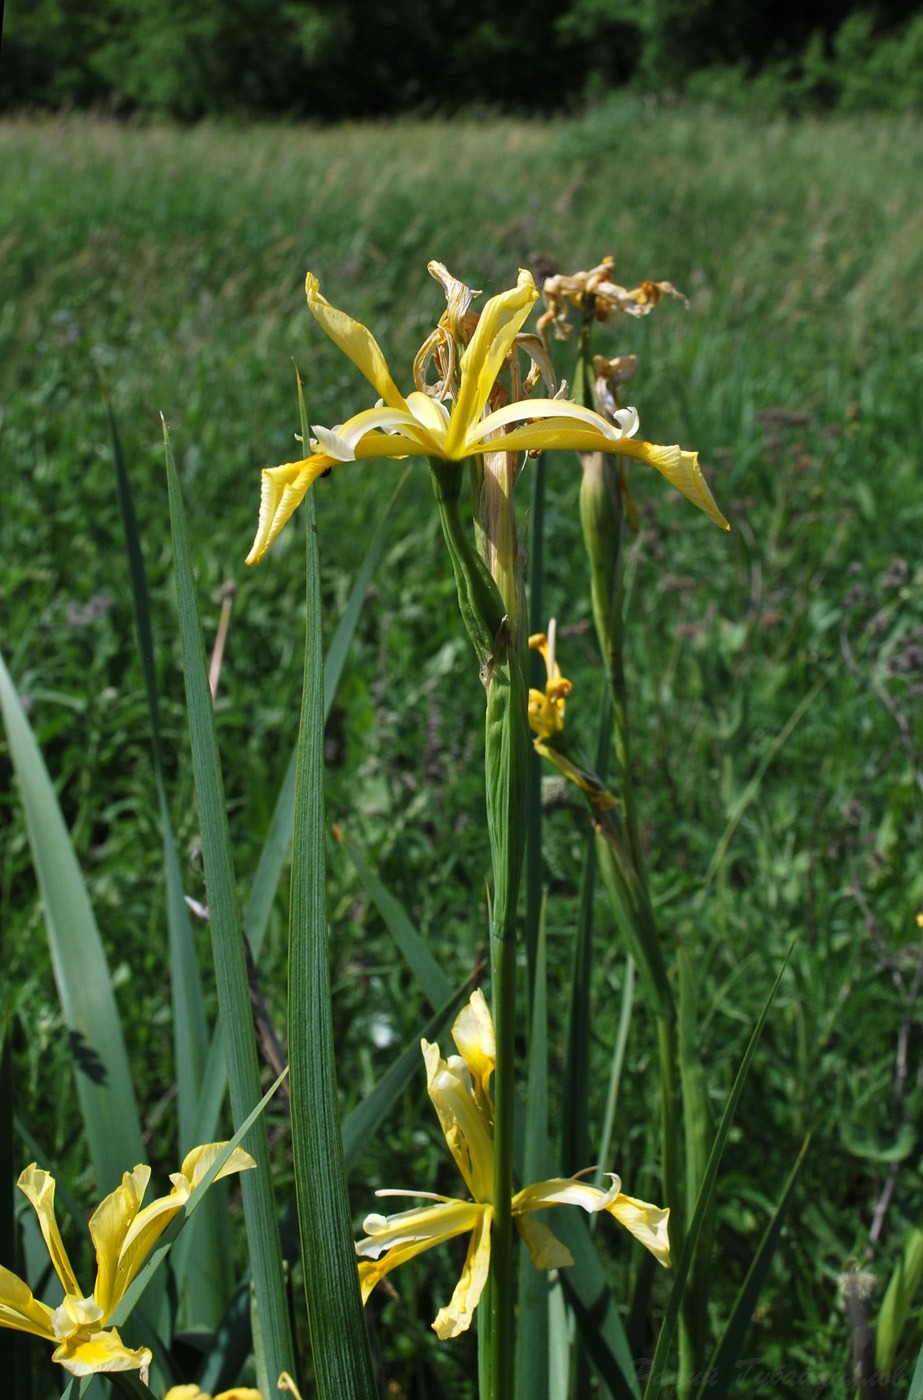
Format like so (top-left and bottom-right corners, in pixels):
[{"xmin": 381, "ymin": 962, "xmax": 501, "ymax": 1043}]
[
  {"xmin": 876, "ymin": 1217, "xmax": 923, "ymax": 1375},
  {"xmin": 163, "ymin": 419, "xmax": 294, "ymax": 1391},
  {"xmin": 288, "ymin": 452, "xmax": 376, "ymax": 1396},
  {"xmin": 643, "ymin": 943, "xmax": 794, "ymax": 1397},
  {"xmin": 109, "ymin": 397, "xmax": 228, "ymax": 1323},
  {"xmin": 0, "ymin": 650, "xmax": 144, "ymax": 1191},
  {"xmin": 695, "ymin": 1135, "xmax": 811, "ymax": 1399},
  {"xmin": 908, "ymin": 1333, "xmax": 923, "ymax": 1400}
]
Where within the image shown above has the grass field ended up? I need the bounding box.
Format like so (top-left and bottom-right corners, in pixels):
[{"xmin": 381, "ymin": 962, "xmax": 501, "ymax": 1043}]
[{"xmin": 2, "ymin": 103, "xmax": 922, "ymax": 1397}]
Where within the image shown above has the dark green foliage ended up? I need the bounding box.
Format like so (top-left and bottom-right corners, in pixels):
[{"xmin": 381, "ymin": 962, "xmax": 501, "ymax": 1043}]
[{"xmin": 3, "ymin": 0, "xmax": 923, "ymax": 115}]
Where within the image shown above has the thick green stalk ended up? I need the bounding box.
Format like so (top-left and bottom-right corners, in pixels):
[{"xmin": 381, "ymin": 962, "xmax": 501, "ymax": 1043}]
[{"xmin": 430, "ymin": 458, "xmax": 529, "ymax": 1400}]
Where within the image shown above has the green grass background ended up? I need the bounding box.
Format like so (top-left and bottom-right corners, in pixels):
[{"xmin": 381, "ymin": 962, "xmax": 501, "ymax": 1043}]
[{"xmin": 2, "ymin": 102, "xmax": 922, "ymax": 1393}]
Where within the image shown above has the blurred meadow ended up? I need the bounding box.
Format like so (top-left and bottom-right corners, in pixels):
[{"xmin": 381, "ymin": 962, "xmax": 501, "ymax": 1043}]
[{"xmin": 2, "ymin": 103, "xmax": 923, "ymax": 1395}]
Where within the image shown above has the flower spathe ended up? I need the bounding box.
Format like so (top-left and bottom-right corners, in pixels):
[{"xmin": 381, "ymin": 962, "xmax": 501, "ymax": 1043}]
[
  {"xmin": 355, "ymin": 989, "xmax": 669, "ymax": 1339},
  {"xmin": 246, "ymin": 265, "xmax": 729, "ymax": 564},
  {"xmin": 0, "ymin": 1142, "xmax": 256, "ymax": 1378}
]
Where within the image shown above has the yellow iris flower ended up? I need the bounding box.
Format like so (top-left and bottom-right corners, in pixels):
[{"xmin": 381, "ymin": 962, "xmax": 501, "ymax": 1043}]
[
  {"xmin": 356, "ymin": 990, "xmax": 669, "ymax": 1339},
  {"xmin": 0, "ymin": 1143, "xmax": 256, "ymax": 1379},
  {"xmin": 164, "ymin": 1389, "xmax": 265, "ymax": 1399},
  {"xmin": 163, "ymin": 1369, "xmax": 303, "ymax": 1399},
  {"xmin": 246, "ymin": 266, "xmax": 729, "ymax": 564}
]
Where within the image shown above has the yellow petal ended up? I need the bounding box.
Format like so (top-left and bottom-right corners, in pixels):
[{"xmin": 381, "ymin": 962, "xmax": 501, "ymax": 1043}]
[
  {"xmin": 179, "ymin": 1141, "xmax": 257, "ymax": 1190},
  {"xmin": 87, "ymin": 1165, "xmax": 151, "ymax": 1319},
  {"xmin": 423, "ymin": 1041, "xmax": 495, "ymax": 1202},
  {"xmin": 0, "ymin": 1263, "xmax": 56, "ymax": 1340},
  {"xmin": 356, "ymin": 1199, "xmax": 484, "ymax": 1303},
  {"xmin": 432, "ymin": 1205, "xmax": 493, "ymax": 1339},
  {"xmin": 246, "ymin": 458, "xmax": 328, "ymax": 565},
  {"xmin": 514, "ymin": 1175, "xmax": 670, "ymax": 1268},
  {"xmin": 305, "ymin": 273, "xmax": 406, "ymax": 411},
  {"xmin": 17, "ymin": 1165, "xmax": 82, "ymax": 1299},
  {"xmin": 110, "ymin": 1140, "xmax": 250, "ymax": 1316},
  {"xmin": 515, "ymin": 1214, "xmax": 574, "ymax": 1271},
  {"xmin": 607, "ymin": 1192, "xmax": 671, "ymax": 1268},
  {"xmin": 450, "ymin": 988, "xmax": 495, "ymax": 1105},
  {"xmin": 163, "ymin": 1389, "xmax": 267, "ymax": 1400},
  {"xmin": 51, "ymin": 1324, "xmax": 152, "ymax": 1377},
  {"xmin": 614, "ymin": 438, "xmax": 730, "ymax": 531},
  {"xmin": 447, "ymin": 269, "xmax": 538, "ymax": 456}
]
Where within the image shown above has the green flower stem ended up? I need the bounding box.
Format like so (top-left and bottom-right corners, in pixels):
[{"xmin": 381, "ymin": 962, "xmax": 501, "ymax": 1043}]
[
  {"xmin": 431, "ymin": 458, "xmax": 530, "ymax": 1400},
  {"xmin": 576, "ymin": 320, "xmax": 699, "ymax": 1390}
]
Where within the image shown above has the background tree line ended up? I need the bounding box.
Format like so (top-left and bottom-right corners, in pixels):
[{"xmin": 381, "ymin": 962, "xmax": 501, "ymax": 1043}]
[{"xmin": 2, "ymin": 0, "xmax": 922, "ymax": 119}]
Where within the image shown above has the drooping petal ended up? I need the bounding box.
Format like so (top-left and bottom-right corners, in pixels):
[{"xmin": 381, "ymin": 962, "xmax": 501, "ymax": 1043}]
[
  {"xmin": 515, "ymin": 1214, "xmax": 574, "ymax": 1271},
  {"xmin": 447, "ymin": 269, "xmax": 538, "ymax": 456},
  {"xmin": 180, "ymin": 1142, "xmax": 257, "ymax": 1191},
  {"xmin": 356, "ymin": 1198, "xmax": 485, "ymax": 1303},
  {"xmin": 607, "ymin": 1192, "xmax": 671, "ymax": 1268},
  {"xmin": 514, "ymin": 1175, "xmax": 670, "ymax": 1268},
  {"xmin": 471, "ymin": 416, "xmax": 731, "ymax": 531},
  {"xmin": 432, "ymin": 1204, "xmax": 493, "ymax": 1339},
  {"xmin": 305, "ymin": 273, "xmax": 406, "ymax": 411},
  {"xmin": 0, "ymin": 1264, "xmax": 56, "ymax": 1341},
  {"xmin": 423, "ymin": 1042, "xmax": 495, "ymax": 1202},
  {"xmin": 246, "ymin": 459, "xmax": 324, "ymax": 564},
  {"xmin": 51, "ymin": 1324, "xmax": 152, "ymax": 1377},
  {"xmin": 614, "ymin": 438, "xmax": 729, "ymax": 531},
  {"xmin": 17, "ymin": 1166, "xmax": 82, "ymax": 1299}
]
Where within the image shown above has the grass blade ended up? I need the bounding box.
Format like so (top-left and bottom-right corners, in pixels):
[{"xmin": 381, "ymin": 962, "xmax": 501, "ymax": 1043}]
[
  {"xmin": 876, "ymin": 1217, "xmax": 923, "ymax": 1375},
  {"xmin": 288, "ymin": 453, "xmax": 377, "ymax": 1396},
  {"xmin": 0, "ymin": 649, "xmax": 144, "ymax": 1190},
  {"xmin": 643, "ymin": 943, "xmax": 794, "ymax": 1397},
  {"xmin": 163, "ymin": 418, "xmax": 294, "ymax": 1390},
  {"xmin": 695, "ymin": 1135, "xmax": 811, "ymax": 1399}
]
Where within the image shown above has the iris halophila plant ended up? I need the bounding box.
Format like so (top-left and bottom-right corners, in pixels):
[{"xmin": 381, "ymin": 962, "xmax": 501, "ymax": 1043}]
[
  {"xmin": 355, "ymin": 990, "xmax": 670, "ymax": 1339},
  {"xmin": 245, "ymin": 263, "xmax": 728, "ymax": 565},
  {"xmin": 0, "ymin": 1143, "xmax": 255, "ymax": 1379}
]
